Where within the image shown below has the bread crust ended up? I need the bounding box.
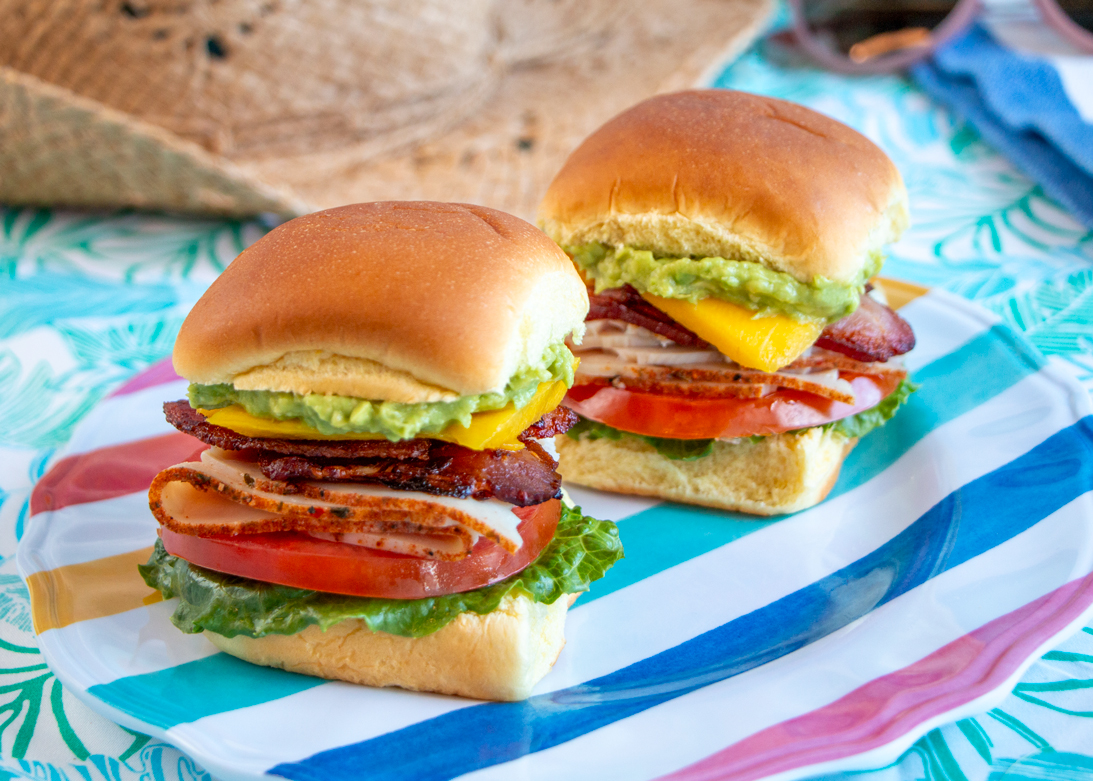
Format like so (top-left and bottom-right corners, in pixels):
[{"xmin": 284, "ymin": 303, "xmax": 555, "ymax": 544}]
[
  {"xmin": 173, "ymin": 202, "xmax": 588, "ymax": 398},
  {"xmin": 538, "ymin": 90, "xmax": 908, "ymax": 285},
  {"xmin": 231, "ymin": 351, "xmax": 461, "ymax": 403},
  {"xmin": 206, "ymin": 593, "xmax": 573, "ymax": 701},
  {"xmin": 556, "ymin": 427, "xmax": 856, "ymax": 515}
]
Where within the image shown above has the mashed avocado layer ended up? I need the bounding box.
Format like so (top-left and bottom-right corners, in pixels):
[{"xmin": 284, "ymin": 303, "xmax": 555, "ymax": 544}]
[
  {"xmin": 189, "ymin": 341, "xmax": 576, "ymax": 441},
  {"xmin": 568, "ymin": 244, "xmax": 883, "ymax": 323}
]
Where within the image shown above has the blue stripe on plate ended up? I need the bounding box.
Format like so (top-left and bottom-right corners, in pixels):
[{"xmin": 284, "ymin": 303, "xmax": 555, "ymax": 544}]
[
  {"xmin": 579, "ymin": 323, "xmax": 1044, "ymax": 605},
  {"xmin": 269, "ymin": 418, "xmax": 1093, "ymax": 781},
  {"xmin": 87, "ymin": 652, "xmax": 325, "ymax": 729}
]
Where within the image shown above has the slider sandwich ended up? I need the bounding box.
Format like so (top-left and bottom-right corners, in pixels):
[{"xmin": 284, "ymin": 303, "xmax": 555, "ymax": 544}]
[
  {"xmin": 140, "ymin": 201, "xmax": 622, "ymax": 701},
  {"xmin": 538, "ymin": 90, "xmax": 917, "ymax": 515}
]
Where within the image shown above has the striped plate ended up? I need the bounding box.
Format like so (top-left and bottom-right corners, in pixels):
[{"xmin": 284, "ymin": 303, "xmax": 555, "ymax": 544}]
[{"xmin": 17, "ymin": 288, "xmax": 1093, "ymax": 781}]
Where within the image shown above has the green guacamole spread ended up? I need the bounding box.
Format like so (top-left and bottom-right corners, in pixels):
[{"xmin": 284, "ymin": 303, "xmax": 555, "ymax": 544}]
[
  {"xmin": 189, "ymin": 341, "xmax": 576, "ymax": 441},
  {"xmin": 567, "ymin": 243, "xmax": 883, "ymax": 323}
]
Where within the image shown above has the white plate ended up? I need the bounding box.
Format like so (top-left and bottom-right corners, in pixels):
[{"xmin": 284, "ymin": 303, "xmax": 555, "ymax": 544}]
[{"xmin": 17, "ymin": 289, "xmax": 1093, "ymax": 781}]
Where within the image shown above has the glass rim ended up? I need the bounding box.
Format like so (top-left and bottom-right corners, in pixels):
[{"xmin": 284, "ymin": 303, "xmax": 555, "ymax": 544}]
[
  {"xmin": 1033, "ymin": 0, "xmax": 1093, "ymax": 52},
  {"xmin": 787, "ymin": 0, "xmax": 1093, "ymax": 74}
]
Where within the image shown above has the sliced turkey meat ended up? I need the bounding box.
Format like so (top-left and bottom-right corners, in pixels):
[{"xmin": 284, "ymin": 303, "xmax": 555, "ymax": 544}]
[
  {"xmin": 148, "ymin": 448, "xmax": 525, "ymax": 559},
  {"xmin": 571, "ymin": 316, "xmax": 912, "ymax": 404}
]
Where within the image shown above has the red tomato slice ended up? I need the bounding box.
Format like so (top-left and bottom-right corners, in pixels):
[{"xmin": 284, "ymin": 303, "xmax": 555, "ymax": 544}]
[
  {"xmin": 160, "ymin": 499, "xmax": 560, "ymax": 599},
  {"xmin": 565, "ymin": 374, "xmax": 903, "ymax": 440}
]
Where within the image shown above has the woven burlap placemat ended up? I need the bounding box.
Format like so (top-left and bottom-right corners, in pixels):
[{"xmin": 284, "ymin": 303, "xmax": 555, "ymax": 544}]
[{"xmin": 0, "ymin": 0, "xmax": 771, "ymax": 220}]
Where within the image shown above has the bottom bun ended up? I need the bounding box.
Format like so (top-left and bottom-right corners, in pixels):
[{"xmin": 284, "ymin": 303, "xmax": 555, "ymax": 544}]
[
  {"xmin": 556, "ymin": 427, "xmax": 856, "ymax": 515},
  {"xmin": 206, "ymin": 593, "xmax": 574, "ymax": 701}
]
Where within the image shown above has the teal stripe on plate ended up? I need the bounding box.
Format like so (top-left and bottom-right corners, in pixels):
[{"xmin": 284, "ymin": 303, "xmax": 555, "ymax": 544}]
[
  {"xmin": 577, "ymin": 323, "xmax": 1045, "ymax": 606},
  {"xmin": 87, "ymin": 653, "xmax": 325, "ymax": 729},
  {"xmin": 572, "ymin": 507, "xmax": 778, "ymax": 606},
  {"xmin": 86, "ymin": 322, "xmax": 1047, "ymax": 727},
  {"xmin": 832, "ymin": 323, "xmax": 1045, "ymax": 498}
]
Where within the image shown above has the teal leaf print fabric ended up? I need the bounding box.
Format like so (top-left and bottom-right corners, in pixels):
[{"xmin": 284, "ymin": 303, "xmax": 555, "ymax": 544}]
[{"xmin": 0, "ymin": 209, "xmax": 272, "ymax": 779}]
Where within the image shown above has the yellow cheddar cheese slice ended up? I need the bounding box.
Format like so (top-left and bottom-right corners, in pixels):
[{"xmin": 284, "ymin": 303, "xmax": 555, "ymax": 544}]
[
  {"xmin": 200, "ymin": 379, "xmax": 570, "ymax": 451},
  {"xmin": 643, "ymin": 293, "xmax": 825, "ymax": 373},
  {"xmin": 446, "ymin": 374, "xmax": 569, "ymax": 451}
]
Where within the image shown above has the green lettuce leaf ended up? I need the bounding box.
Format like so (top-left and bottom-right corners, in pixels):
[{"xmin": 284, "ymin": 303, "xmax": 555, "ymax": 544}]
[
  {"xmin": 139, "ymin": 504, "xmax": 622, "ymax": 640},
  {"xmin": 829, "ymin": 379, "xmax": 917, "ymax": 439},
  {"xmin": 566, "ymin": 417, "xmax": 716, "ymax": 460}
]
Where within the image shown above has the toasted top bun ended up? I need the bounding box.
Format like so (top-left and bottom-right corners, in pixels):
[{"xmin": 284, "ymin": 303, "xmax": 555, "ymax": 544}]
[
  {"xmin": 173, "ymin": 202, "xmax": 588, "ymax": 401},
  {"xmin": 538, "ymin": 90, "xmax": 909, "ymax": 285}
]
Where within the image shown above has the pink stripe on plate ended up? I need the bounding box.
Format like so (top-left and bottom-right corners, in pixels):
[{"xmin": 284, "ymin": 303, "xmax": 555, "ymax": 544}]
[
  {"xmin": 30, "ymin": 433, "xmax": 204, "ymax": 516},
  {"xmin": 108, "ymin": 359, "xmax": 180, "ymax": 397},
  {"xmin": 659, "ymin": 572, "xmax": 1093, "ymax": 781}
]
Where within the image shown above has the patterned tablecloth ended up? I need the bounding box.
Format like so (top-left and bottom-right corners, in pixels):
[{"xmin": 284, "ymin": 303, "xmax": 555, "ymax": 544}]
[{"xmin": 1, "ymin": 29, "xmax": 1093, "ymax": 781}]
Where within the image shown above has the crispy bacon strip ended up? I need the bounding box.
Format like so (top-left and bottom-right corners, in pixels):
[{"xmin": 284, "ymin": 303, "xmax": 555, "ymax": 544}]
[
  {"xmin": 786, "ymin": 347, "xmax": 908, "ymax": 375},
  {"xmin": 574, "ymin": 353, "xmax": 884, "ymax": 404},
  {"xmin": 164, "ymin": 401, "xmax": 430, "ymax": 460},
  {"xmin": 586, "ymin": 285, "xmax": 710, "ymax": 347},
  {"xmin": 600, "ymin": 371, "xmax": 911, "ymax": 403},
  {"xmin": 519, "ymin": 406, "xmax": 578, "ymax": 440},
  {"xmin": 164, "ymin": 401, "xmax": 564, "ymax": 506},
  {"xmin": 584, "ymin": 370, "xmax": 859, "ymax": 403},
  {"xmin": 572, "ymin": 341, "xmax": 908, "ymax": 403},
  {"xmin": 257, "ymin": 439, "xmax": 562, "ymax": 507},
  {"xmin": 587, "ymin": 378, "xmax": 771, "ymax": 399},
  {"xmin": 166, "ymin": 401, "xmax": 576, "ymax": 459},
  {"xmin": 815, "ymin": 293, "xmax": 916, "ymax": 362}
]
